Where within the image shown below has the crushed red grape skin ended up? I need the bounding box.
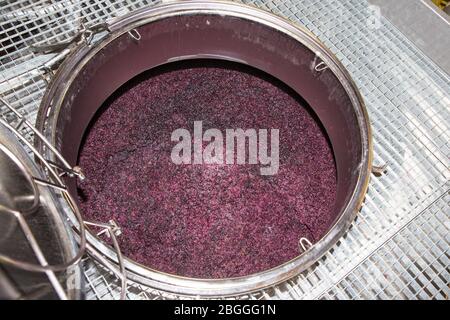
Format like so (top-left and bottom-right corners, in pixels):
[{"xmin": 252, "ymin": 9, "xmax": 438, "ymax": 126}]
[{"xmin": 77, "ymin": 61, "xmax": 337, "ymax": 279}]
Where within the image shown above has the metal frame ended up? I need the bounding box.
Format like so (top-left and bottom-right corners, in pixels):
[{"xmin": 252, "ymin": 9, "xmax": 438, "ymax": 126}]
[
  {"xmin": 0, "ymin": 123, "xmax": 83, "ymax": 299},
  {"xmin": 0, "ymin": 95, "xmax": 128, "ymax": 299}
]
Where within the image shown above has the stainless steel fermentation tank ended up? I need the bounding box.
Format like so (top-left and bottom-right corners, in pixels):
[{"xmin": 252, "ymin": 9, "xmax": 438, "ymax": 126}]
[{"xmin": 32, "ymin": 1, "xmax": 372, "ymax": 297}]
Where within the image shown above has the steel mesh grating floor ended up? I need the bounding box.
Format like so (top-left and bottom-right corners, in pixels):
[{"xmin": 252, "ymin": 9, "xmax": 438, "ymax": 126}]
[{"xmin": 0, "ymin": 0, "xmax": 449, "ymax": 300}]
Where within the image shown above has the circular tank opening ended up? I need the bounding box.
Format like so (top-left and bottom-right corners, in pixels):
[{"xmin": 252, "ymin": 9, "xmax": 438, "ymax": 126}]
[
  {"xmin": 76, "ymin": 59, "xmax": 337, "ymax": 279},
  {"xmin": 36, "ymin": 2, "xmax": 371, "ymax": 295}
]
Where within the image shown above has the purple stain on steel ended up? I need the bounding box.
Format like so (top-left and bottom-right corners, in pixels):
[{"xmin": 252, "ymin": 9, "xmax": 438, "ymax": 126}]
[{"xmin": 77, "ymin": 60, "xmax": 337, "ymax": 279}]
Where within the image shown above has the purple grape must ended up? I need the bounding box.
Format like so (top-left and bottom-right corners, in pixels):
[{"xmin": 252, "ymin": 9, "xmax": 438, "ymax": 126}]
[{"xmin": 77, "ymin": 61, "xmax": 337, "ymax": 278}]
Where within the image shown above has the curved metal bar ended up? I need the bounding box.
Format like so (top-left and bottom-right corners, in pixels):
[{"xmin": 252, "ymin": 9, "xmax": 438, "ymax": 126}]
[
  {"xmin": 0, "ymin": 97, "xmax": 74, "ymax": 173},
  {"xmin": 84, "ymin": 220, "xmax": 127, "ymax": 300},
  {"xmin": 127, "ymin": 28, "xmax": 141, "ymax": 41},
  {"xmin": 372, "ymin": 163, "xmax": 388, "ymax": 176},
  {"xmin": 314, "ymin": 61, "xmax": 329, "ymax": 72},
  {"xmin": 299, "ymin": 237, "xmax": 313, "ymax": 253}
]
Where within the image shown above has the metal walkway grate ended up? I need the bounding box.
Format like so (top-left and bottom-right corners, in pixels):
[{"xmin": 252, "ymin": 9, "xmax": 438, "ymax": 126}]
[{"xmin": 0, "ymin": 0, "xmax": 449, "ymax": 300}]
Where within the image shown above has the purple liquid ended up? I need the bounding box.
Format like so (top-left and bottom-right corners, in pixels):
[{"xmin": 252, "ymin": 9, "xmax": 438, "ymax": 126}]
[{"xmin": 77, "ymin": 61, "xmax": 337, "ymax": 278}]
